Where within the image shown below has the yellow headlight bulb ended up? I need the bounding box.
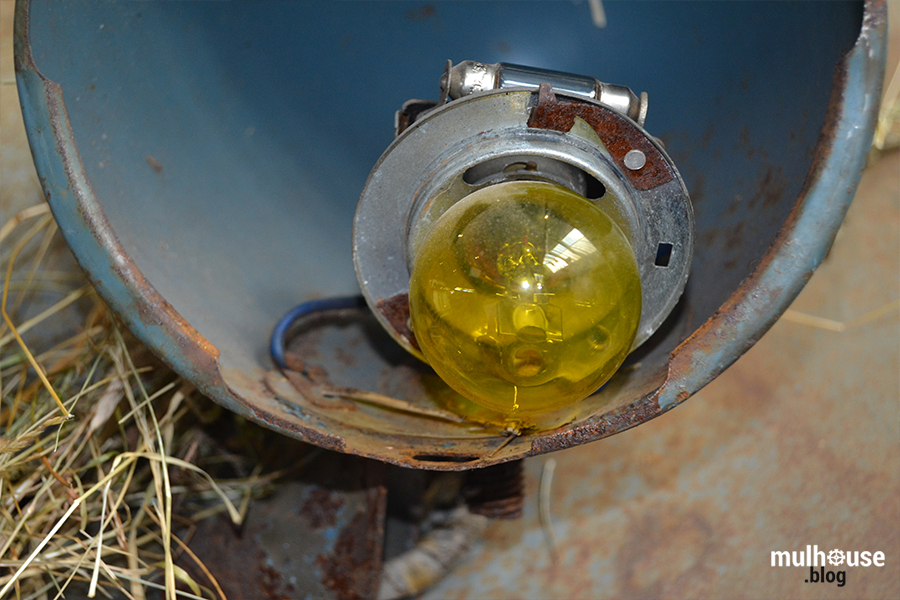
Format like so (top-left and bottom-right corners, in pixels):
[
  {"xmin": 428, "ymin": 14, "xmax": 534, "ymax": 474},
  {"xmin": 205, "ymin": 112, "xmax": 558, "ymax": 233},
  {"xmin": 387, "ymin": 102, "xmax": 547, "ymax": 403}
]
[{"xmin": 409, "ymin": 180, "xmax": 641, "ymax": 425}]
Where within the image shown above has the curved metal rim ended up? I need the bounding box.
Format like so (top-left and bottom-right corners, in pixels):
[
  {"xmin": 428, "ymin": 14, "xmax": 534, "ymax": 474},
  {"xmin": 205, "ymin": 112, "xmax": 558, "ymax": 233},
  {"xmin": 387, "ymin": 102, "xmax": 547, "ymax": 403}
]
[{"xmin": 14, "ymin": 0, "xmax": 886, "ymax": 470}]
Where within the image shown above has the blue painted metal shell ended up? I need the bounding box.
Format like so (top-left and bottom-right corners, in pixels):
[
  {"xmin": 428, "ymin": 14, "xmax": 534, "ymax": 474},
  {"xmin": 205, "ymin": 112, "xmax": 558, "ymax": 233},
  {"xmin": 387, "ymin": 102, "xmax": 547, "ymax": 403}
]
[{"xmin": 14, "ymin": 0, "xmax": 886, "ymax": 469}]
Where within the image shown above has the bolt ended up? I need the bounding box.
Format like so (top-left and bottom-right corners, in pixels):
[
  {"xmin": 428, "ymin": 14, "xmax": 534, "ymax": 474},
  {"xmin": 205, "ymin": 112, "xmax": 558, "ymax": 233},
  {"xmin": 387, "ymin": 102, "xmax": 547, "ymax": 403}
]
[{"xmin": 624, "ymin": 149, "xmax": 646, "ymax": 171}]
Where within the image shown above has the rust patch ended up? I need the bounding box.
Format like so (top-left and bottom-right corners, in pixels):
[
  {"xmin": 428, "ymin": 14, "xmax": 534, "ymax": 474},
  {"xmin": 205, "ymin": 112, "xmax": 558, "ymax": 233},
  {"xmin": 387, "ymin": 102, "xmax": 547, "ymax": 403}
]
[
  {"xmin": 527, "ymin": 84, "xmax": 674, "ymax": 191},
  {"xmin": 317, "ymin": 482, "xmax": 387, "ymax": 600},
  {"xmin": 305, "ymin": 364, "xmax": 331, "ymax": 384},
  {"xmin": 179, "ymin": 458, "xmax": 386, "ymax": 599},
  {"xmin": 689, "ymin": 173, "xmax": 706, "ymax": 206},
  {"xmin": 269, "ymin": 367, "xmax": 355, "ymax": 416},
  {"xmin": 261, "ymin": 410, "xmax": 346, "ymax": 452},
  {"xmin": 260, "ymin": 559, "xmax": 293, "ymax": 600},
  {"xmin": 724, "ymin": 221, "xmax": 745, "ymax": 252},
  {"xmin": 739, "ymin": 126, "xmax": 751, "ymax": 156},
  {"xmin": 747, "ymin": 165, "xmax": 788, "ymax": 210},
  {"xmin": 406, "ymin": 3, "xmax": 436, "ymax": 21},
  {"xmin": 283, "ymin": 352, "xmax": 307, "ymax": 374},
  {"xmin": 863, "ymin": 0, "xmax": 887, "ymax": 33},
  {"xmin": 299, "ymin": 489, "xmax": 346, "ymax": 530},
  {"xmin": 145, "ymin": 155, "xmax": 163, "ymax": 173},
  {"xmin": 375, "ymin": 293, "xmax": 420, "ymax": 351},
  {"xmin": 530, "ymin": 395, "xmax": 662, "ymax": 455},
  {"xmin": 395, "ymin": 99, "xmax": 440, "ymax": 136},
  {"xmin": 177, "ymin": 515, "xmax": 296, "ymax": 600},
  {"xmin": 335, "ymin": 347, "xmax": 357, "ymax": 368}
]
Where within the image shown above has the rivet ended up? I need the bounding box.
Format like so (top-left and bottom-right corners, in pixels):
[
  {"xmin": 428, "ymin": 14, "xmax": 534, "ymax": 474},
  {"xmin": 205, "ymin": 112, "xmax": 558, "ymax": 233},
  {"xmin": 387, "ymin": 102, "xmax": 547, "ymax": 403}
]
[{"xmin": 624, "ymin": 149, "xmax": 646, "ymax": 171}]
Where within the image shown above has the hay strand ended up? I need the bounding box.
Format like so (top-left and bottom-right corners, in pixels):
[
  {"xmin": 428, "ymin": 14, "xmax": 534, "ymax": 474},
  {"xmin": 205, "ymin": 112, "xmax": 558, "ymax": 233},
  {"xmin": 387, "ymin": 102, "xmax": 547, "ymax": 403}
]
[
  {"xmin": 2, "ymin": 215, "xmax": 70, "ymax": 418},
  {"xmin": 1, "ymin": 204, "xmax": 285, "ymax": 598}
]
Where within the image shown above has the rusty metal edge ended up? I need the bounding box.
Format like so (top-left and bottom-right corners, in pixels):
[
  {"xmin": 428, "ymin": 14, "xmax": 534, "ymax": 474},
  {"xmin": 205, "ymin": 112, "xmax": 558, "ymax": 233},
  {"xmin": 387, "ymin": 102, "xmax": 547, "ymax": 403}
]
[{"xmin": 529, "ymin": 0, "xmax": 888, "ymax": 456}]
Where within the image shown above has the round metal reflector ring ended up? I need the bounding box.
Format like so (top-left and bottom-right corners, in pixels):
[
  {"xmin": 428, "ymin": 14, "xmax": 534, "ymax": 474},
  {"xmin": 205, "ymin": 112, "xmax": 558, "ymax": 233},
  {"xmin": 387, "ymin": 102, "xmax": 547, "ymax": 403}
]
[{"xmin": 353, "ymin": 89, "xmax": 694, "ymax": 356}]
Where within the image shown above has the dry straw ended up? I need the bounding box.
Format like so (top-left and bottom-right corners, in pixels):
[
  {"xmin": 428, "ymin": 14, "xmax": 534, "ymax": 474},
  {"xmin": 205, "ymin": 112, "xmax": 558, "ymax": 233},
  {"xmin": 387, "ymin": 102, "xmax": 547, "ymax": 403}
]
[{"xmin": 0, "ymin": 205, "xmax": 271, "ymax": 600}]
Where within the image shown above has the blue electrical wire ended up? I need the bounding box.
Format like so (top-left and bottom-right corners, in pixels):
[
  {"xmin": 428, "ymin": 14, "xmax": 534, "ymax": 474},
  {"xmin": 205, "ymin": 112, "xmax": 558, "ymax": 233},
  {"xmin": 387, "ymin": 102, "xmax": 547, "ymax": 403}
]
[{"xmin": 270, "ymin": 295, "xmax": 367, "ymax": 369}]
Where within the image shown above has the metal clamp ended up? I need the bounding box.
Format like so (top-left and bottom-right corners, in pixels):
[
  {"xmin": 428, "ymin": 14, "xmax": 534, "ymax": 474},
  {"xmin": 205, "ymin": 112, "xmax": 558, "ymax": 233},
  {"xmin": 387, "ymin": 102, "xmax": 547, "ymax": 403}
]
[{"xmin": 441, "ymin": 60, "xmax": 649, "ymax": 127}]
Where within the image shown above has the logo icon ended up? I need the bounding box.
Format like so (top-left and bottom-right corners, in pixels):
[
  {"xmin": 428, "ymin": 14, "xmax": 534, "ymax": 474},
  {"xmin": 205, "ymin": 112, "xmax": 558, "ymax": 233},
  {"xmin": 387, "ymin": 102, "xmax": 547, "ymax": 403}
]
[{"xmin": 828, "ymin": 549, "xmax": 845, "ymax": 566}]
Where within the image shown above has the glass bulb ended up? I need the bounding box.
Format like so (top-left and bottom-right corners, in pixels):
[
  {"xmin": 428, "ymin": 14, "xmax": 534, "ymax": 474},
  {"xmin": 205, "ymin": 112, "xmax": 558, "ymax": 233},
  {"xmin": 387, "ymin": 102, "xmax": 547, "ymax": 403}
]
[{"xmin": 409, "ymin": 180, "xmax": 641, "ymax": 427}]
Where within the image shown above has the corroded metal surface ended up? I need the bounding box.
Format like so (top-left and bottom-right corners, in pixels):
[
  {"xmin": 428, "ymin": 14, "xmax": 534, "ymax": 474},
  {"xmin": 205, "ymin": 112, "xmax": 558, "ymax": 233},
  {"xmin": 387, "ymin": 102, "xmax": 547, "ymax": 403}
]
[
  {"xmin": 374, "ymin": 293, "xmax": 420, "ymax": 352},
  {"xmin": 181, "ymin": 453, "xmax": 387, "ymax": 600},
  {"xmin": 526, "ymin": 83, "xmax": 674, "ymax": 191},
  {"xmin": 14, "ymin": 0, "xmax": 885, "ymax": 469}
]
